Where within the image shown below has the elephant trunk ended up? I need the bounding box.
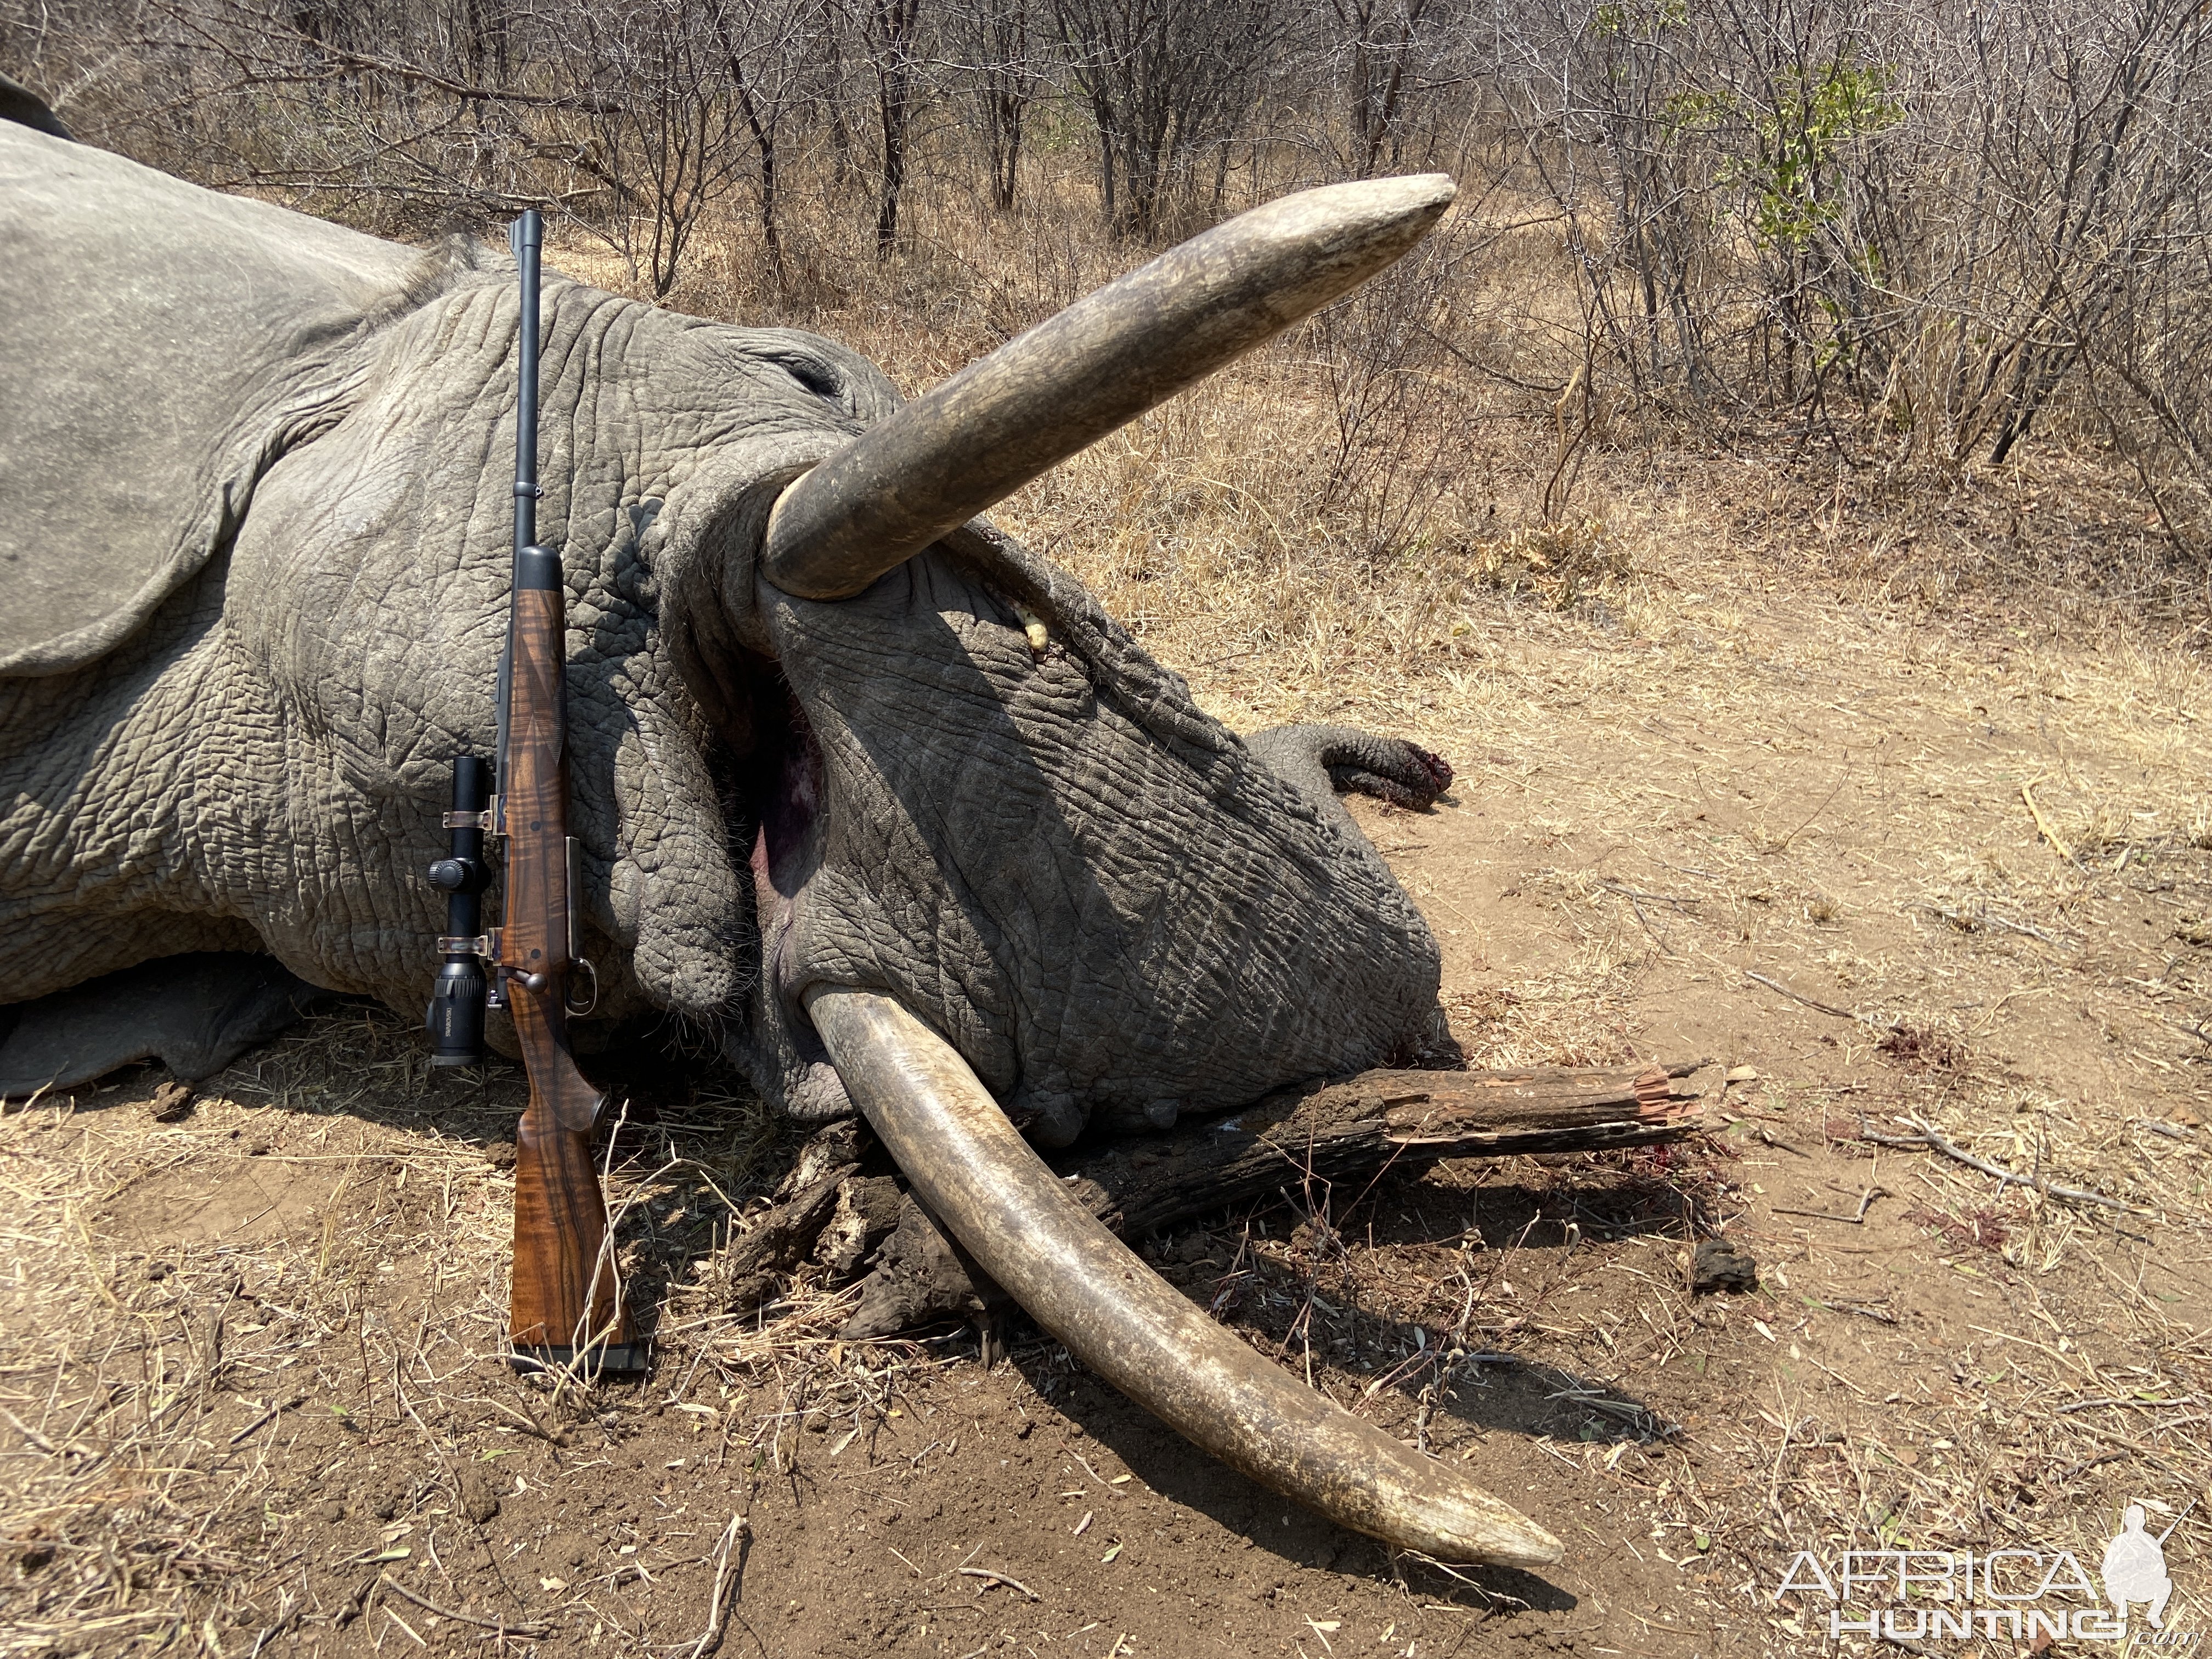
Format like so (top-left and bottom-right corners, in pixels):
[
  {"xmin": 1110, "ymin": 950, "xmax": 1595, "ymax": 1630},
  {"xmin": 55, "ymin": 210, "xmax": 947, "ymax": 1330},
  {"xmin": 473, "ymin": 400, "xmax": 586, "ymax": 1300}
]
[
  {"xmin": 761, "ymin": 176, "xmax": 1457, "ymax": 602},
  {"xmin": 804, "ymin": 984, "xmax": 1563, "ymax": 1568}
]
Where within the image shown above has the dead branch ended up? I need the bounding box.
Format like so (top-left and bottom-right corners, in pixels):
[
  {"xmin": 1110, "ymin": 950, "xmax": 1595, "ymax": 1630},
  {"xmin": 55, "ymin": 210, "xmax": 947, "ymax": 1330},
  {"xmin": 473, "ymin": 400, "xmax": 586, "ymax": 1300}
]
[
  {"xmin": 839, "ymin": 1060, "xmax": 1707, "ymax": 1338},
  {"xmin": 376, "ymin": 1576, "xmax": 549, "ymax": 1639},
  {"xmin": 1854, "ymin": 1121, "xmax": 2149, "ymax": 1215}
]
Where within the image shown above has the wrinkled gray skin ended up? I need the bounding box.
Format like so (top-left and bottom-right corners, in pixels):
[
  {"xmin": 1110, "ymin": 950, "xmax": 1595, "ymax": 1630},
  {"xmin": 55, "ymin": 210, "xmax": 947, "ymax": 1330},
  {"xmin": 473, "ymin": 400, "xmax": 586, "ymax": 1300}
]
[{"xmin": 0, "ymin": 120, "xmax": 1448, "ymax": 1143}]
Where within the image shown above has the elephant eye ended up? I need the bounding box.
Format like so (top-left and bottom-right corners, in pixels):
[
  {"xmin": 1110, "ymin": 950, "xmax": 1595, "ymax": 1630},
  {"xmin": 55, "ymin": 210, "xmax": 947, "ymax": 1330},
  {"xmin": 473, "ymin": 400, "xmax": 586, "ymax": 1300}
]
[{"xmin": 781, "ymin": 354, "xmax": 850, "ymax": 415}]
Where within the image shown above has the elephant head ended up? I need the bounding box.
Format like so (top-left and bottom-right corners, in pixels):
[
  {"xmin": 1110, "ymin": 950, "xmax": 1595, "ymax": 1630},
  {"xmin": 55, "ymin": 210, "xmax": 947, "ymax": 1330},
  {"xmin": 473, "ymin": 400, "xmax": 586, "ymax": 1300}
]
[{"xmin": 0, "ymin": 114, "xmax": 1557, "ymax": 1565}]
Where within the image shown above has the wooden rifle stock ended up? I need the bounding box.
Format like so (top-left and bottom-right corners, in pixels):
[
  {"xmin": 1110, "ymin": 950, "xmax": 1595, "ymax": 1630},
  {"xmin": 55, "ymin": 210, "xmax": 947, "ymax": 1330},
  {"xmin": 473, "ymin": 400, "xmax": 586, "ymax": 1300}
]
[{"xmin": 500, "ymin": 550, "xmax": 640, "ymax": 1370}]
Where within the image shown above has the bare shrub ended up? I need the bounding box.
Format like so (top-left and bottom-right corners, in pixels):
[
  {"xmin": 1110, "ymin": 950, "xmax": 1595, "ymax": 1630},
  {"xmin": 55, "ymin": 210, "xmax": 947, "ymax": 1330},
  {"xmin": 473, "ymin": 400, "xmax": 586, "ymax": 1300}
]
[
  {"xmin": 9, "ymin": 0, "xmax": 2212, "ymax": 578},
  {"xmin": 1052, "ymin": 0, "xmax": 1291, "ymax": 235}
]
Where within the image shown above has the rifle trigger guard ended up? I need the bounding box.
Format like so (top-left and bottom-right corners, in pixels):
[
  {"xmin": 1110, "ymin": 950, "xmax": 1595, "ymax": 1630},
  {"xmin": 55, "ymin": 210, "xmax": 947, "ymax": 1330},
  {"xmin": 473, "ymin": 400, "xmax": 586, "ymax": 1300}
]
[{"xmin": 565, "ymin": 957, "xmax": 600, "ymax": 1018}]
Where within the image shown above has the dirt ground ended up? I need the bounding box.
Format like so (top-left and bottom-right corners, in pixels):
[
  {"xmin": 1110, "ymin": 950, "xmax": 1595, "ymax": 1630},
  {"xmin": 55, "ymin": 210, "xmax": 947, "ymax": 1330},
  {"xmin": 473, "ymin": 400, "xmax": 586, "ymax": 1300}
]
[{"xmin": 4, "ymin": 459, "xmax": 2209, "ymax": 1658}]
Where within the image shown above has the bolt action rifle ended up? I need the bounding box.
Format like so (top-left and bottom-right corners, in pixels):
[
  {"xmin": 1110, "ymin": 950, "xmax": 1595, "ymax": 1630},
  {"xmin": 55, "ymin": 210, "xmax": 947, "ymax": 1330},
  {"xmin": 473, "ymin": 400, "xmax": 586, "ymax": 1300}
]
[{"xmin": 422, "ymin": 209, "xmax": 645, "ymax": 1375}]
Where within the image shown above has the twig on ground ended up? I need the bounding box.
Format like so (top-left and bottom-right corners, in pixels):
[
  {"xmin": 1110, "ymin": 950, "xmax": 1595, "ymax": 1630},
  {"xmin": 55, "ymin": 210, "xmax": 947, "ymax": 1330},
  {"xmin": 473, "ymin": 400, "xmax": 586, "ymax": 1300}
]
[
  {"xmin": 1773, "ymin": 1187, "xmax": 1887, "ymax": 1224},
  {"xmin": 685, "ymin": 1513, "xmax": 750, "ymax": 1659},
  {"xmin": 229, "ymin": 1394, "xmax": 304, "ymax": 1446},
  {"xmin": 1594, "ymin": 879, "xmax": 1705, "ymax": 912},
  {"xmin": 0, "ymin": 1402, "xmax": 59, "ymax": 1452},
  {"xmin": 2164, "ymin": 1015, "xmax": 2212, "ymax": 1048},
  {"xmin": 1818, "ymin": 1297, "xmax": 1900, "ymax": 1325},
  {"xmin": 1922, "ymin": 902, "xmax": 2073, "ymax": 946},
  {"xmin": 959, "ymin": 1566, "xmax": 1041, "ymax": 1600},
  {"xmin": 1856, "ymin": 1122, "xmax": 2148, "ymax": 1214},
  {"xmin": 1985, "ymin": 913, "xmax": 2072, "ymax": 946},
  {"xmin": 2052, "ymin": 1450, "xmax": 2132, "ymax": 1483},
  {"xmin": 2021, "ymin": 781, "xmax": 2074, "ymax": 861},
  {"xmin": 1746, "ymin": 972, "xmax": 1865, "ymax": 1023},
  {"xmin": 245, "ymin": 1595, "xmax": 301, "ymax": 1657},
  {"xmin": 381, "ymin": 1603, "xmax": 429, "ymax": 1647},
  {"xmin": 377, "ymin": 1576, "xmax": 548, "ymax": 1639}
]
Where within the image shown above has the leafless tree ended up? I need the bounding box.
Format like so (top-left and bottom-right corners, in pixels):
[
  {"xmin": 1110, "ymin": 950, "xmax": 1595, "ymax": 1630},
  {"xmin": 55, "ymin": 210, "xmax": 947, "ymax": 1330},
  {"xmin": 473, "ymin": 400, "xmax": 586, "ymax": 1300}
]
[
  {"xmin": 704, "ymin": 0, "xmax": 823, "ymax": 286},
  {"xmin": 1052, "ymin": 0, "xmax": 1289, "ymax": 235},
  {"xmin": 1485, "ymin": 0, "xmax": 1724, "ymax": 398},
  {"xmin": 850, "ymin": 0, "xmax": 924, "ymax": 253},
  {"xmin": 1956, "ymin": 0, "xmax": 2208, "ymax": 464},
  {"xmin": 946, "ymin": 0, "xmax": 1041, "ymax": 212},
  {"xmin": 537, "ymin": 1, "xmax": 752, "ymax": 296},
  {"xmin": 1328, "ymin": 0, "xmax": 1433, "ymax": 179}
]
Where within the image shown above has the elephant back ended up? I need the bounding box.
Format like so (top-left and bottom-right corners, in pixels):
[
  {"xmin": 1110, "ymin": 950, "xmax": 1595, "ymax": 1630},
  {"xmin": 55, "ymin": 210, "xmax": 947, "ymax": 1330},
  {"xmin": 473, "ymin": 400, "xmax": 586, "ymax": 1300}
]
[{"xmin": 0, "ymin": 122, "xmax": 422, "ymax": 675}]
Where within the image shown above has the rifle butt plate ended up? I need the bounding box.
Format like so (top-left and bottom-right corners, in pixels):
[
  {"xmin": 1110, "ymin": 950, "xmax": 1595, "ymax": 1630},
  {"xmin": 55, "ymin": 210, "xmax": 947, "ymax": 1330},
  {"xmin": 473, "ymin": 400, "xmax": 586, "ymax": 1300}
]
[{"xmin": 509, "ymin": 1342, "xmax": 652, "ymax": 1378}]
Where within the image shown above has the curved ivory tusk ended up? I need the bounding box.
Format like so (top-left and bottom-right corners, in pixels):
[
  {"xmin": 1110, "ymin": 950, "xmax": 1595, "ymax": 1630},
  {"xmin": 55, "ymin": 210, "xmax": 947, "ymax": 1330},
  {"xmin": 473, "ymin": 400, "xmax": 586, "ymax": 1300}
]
[
  {"xmin": 763, "ymin": 174, "xmax": 1457, "ymax": 601},
  {"xmin": 804, "ymin": 985, "xmax": 1564, "ymax": 1568}
]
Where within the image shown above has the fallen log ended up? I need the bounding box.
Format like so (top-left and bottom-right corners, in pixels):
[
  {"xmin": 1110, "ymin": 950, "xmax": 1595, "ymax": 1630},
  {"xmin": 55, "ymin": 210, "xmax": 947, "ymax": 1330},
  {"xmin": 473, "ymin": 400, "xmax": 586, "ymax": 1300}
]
[
  {"xmin": 713, "ymin": 1118, "xmax": 871, "ymax": 1312},
  {"xmin": 839, "ymin": 1060, "xmax": 1706, "ymax": 1339},
  {"xmin": 716, "ymin": 1165, "xmax": 853, "ymax": 1313}
]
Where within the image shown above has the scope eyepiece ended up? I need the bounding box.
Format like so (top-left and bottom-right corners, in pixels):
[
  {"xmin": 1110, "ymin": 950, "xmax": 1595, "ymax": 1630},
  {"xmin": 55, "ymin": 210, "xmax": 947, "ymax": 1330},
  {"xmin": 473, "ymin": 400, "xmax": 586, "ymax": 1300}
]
[{"xmin": 426, "ymin": 956, "xmax": 489, "ymax": 1065}]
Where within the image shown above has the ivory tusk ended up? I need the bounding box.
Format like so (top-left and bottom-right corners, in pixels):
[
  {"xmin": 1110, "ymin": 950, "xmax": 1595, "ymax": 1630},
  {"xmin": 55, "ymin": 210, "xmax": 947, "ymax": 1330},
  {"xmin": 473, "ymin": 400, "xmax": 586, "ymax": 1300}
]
[
  {"xmin": 804, "ymin": 984, "xmax": 1563, "ymax": 1568},
  {"xmin": 762, "ymin": 175, "xmax": 1456, "ymax": 601}
]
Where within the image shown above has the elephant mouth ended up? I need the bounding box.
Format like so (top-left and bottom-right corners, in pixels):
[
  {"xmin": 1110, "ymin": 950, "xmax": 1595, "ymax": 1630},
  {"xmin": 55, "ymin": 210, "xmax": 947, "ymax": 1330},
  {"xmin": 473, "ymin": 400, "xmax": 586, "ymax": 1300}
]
[
  {"xmin": 721, "ymin": 178, "xmax": 1560, "ymax": 1568},
  {"xmin": 736, "ymin": 681, "xmax": 841, "ymax": 1081},
  {"xmin": 754, "ymin": 782, "xmax": 1561, "ymax": 1561}
]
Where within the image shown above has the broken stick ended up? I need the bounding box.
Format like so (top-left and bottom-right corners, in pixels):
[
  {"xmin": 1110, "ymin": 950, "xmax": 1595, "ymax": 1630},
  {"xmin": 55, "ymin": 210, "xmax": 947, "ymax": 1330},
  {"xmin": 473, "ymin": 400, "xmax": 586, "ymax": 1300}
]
[{"xmin": 841, "ymin": 1060, "xmax": 1706, "ymax": 1338}]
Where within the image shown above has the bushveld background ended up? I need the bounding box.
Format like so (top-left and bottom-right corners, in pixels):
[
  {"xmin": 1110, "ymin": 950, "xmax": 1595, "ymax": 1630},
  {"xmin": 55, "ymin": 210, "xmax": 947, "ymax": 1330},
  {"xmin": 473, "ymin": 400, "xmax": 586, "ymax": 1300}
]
[{"xmin": 2, "ymin": 2, "xmax": 2209, "ymax": 1656}]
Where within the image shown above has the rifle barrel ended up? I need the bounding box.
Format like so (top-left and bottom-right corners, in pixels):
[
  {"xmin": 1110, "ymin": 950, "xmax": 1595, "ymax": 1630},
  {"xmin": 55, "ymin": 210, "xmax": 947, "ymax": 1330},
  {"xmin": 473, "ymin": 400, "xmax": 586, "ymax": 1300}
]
[
  {"xmin": 497, "ymin": 208, "xmax": 543, "ymax": 776},
  {"xmin": 512, "ymin": 207, "xmax": 541, "ymax": 552}
]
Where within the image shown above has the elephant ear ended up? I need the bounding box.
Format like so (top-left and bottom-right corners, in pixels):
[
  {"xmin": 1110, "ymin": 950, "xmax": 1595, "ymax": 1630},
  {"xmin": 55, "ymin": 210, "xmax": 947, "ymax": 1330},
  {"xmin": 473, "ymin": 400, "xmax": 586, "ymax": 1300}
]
[{"xmin": 0, "ymin": 123, "xmax": 426, "ymax": 675}]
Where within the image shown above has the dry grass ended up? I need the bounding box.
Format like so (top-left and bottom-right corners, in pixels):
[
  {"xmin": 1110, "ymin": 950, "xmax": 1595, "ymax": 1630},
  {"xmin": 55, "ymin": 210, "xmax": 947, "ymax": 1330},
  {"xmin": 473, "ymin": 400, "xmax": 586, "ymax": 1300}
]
[
  {"xmin": 4, "ymin": 179, "xmax": 2210, "ymax": 1656},
  {"xmin": 0, "ymin": 1016, "xmax": 958, "ymax": 1653}
]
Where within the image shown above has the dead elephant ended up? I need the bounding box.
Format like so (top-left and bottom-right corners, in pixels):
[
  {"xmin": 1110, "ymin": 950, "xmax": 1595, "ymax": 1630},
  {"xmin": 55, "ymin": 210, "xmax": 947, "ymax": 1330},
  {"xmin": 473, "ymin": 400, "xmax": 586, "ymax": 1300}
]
[{"xmin": 0, "ymin": 97, "xmax": 1559, "ymax": 1567}]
